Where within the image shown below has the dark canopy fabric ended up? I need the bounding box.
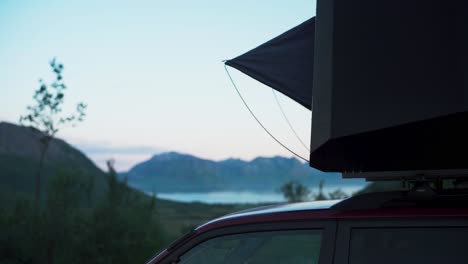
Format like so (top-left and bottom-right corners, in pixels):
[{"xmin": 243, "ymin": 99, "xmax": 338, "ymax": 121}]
[
  {"xmin": 226, "ymin": 0, "xmax": 468, "ymax": 174},
  {"xmin": 225, "ymin": 18, "xmax": 315, "ymax": 110},
  {"xmin": 310, "ymin": 0, "xmax": 468, "ymax": 173}
]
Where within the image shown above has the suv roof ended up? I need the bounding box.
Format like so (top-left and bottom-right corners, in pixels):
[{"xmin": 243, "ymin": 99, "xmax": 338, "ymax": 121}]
[
  {"xmin": 196, "ymin": 188, "xmax": 468, "ymax": 232},
  {"xmin": 148, "ymin": 189, "xmax": 468, "ymax": 263},
  {"xmin": 206, "ymin": 199, "xmax": 341, "ymax": 225}
]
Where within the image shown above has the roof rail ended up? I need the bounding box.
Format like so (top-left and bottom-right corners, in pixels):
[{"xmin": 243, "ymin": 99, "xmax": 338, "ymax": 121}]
[
  {"xmin": 343, "ymin": 169, "xmax": 468, "ymax": 182},
  {"xmin": 332, "ymin": 187, "xmax": 468, "ymax": 210}
]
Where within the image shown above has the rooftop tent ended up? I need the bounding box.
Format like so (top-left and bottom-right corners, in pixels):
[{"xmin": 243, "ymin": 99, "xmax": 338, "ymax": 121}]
[
  {"xmin": 225, "ymin": 18, "xmax": 315, "ymax": 110},
  {"xmin": 311, "ymin": 0, "xmax": 468, "ymax": 173},
  {"xmin": 226, "ymin": 0, "xmax": 468, "ymax": 175}
]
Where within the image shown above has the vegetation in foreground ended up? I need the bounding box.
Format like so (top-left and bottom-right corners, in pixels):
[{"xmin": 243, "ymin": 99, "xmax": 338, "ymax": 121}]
[
  {"xmin": 0, "ymin": 165, "xmax": 162, "ymax": 264},
  {"xmin": 0, "ymin": 160, "xmax": 258, "ymax": 264}
]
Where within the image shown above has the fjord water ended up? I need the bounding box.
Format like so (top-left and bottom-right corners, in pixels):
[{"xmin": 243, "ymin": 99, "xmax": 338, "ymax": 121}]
[{"xmin": 155, "ymin": 185, "xmax": 366, "ymax": 204}]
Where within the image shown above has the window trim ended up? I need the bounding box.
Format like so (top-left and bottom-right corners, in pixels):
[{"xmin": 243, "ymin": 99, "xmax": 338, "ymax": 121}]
[
  {"xmin": 334, "ymin": 217, "xmax": 468, "ymax": 264},
  {"xmin": 159, "ymin": 220, "xmax": 337, "ymax": 264}
]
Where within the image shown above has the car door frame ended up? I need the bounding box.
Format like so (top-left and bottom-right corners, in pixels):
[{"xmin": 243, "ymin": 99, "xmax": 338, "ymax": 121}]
[{"xmin": 156, "ymin": 219, "xmax": 337, "ymax": 264}]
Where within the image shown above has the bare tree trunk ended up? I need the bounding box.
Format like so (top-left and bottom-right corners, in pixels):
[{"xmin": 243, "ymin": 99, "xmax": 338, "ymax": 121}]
[{"xmin": 35, "ymin": 138, "xmax": 51, "ymax": 206}]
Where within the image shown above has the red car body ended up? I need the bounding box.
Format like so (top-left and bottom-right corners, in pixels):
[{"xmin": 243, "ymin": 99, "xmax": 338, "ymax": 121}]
[{"xmin": 147, "ymin": 190, "xmax": 468, "ymax": 264}]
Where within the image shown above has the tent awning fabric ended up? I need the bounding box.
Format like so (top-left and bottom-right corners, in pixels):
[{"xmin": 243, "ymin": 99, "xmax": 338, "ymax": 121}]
[
  {"xmin": 225, "ymin": 18, "xmax": 315, "ymax": 110},
  {"xmin": 225, "ymin": 0, "xmax": 468, "ymax": 174}
]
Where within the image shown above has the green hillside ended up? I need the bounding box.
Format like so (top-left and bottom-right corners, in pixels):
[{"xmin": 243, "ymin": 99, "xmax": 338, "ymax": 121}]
[
  {"xmin": 0, "ymin": 122, "xmax": 108, "ymax": 203},
  {"xmin": 0, "ymin": 153, "xmax": 108, "ymax": 205}
]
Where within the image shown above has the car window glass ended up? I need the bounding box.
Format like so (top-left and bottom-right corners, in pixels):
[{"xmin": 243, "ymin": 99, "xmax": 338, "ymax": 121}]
[
  {"xmin": 349, "ymin": 227, "xmax": 468, "ymax": 264},
  {"xmin": 179, "ymin": 230, "xmax": 322, "ymax": 264}
]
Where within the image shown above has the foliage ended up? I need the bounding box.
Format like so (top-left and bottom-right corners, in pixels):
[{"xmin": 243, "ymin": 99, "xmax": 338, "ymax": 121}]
[
  {"xmin": 0, "ymin": 168, "xmax": 165, "ymax": 264},
  {"xmin": 280, "ymin": 180, "xmax": 311, "ymax": 202},
  {"xmin": 19, "ymin": 58, "xmax": 86, "ymax": 135},
  {"xmin": 280, "ymin": 180, "xmax": 351, "ymax": 202},
  {"xmin": 19, "ymin": 58, "xmax": 87, "ymax": 204},
  {"xmin": 314, "ymin": 179, "xmax": 327, "ymax": 201},
  {"xmin": 0, "ymin": 152, "xmax": 256, "ymax": 256},
  {"xmin": 328, "ymin": 188, "xmax": 349, "ymax": 200}
]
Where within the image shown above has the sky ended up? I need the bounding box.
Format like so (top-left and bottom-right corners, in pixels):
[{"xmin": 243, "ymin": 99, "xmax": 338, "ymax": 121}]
[{"xmin": 0, "ymin": 0, "xmax": 316, "ymax": 171}]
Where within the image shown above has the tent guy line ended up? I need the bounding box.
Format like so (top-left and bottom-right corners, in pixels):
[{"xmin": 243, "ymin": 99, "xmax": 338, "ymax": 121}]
[
  {"xmin": 271, "ymin": 89, "xmax": 310, "ymax": 152},
  {"xmin": 223, "ymin": 64, "xmax": 309, "ymax": 163}
]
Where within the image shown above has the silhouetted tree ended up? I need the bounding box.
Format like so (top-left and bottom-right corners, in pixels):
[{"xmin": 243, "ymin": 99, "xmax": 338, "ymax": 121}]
[
  {"xmin": 280, "ymin": 181, "xmax": 311, "ymax": 202},
  {"xmin": 19, "ymin": 58, "xmax": 87, "ymax": 205},
  {"xmin": 328, "ymin": 188, "xmax": 349, "ymax": 200},
  {"xmin": 45, "ymin": 171, "xmax": 86, "ymax": 264},
  {"xmin": 314, "ymin": 179, "xmax": 327, "ymax": 201}
]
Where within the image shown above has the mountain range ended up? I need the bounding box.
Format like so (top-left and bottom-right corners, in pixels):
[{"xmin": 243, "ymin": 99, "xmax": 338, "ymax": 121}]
[
  {"xmin": 0, "ymin": 122, "xmax": 366, "ymax": 197},
  {"xmin": 122, "ymin": 152, "xmax": 366, "ymax": 193}
]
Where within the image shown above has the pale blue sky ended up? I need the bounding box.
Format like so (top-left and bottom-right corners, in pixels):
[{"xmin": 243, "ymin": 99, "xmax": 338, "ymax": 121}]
[{"xmin": 1, "ymin": 0, "xmax": 316, "ymax": 170}]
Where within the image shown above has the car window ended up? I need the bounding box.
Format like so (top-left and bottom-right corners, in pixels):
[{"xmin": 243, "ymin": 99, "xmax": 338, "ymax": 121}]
[
  {"xmin": 349, "ymin": 227, "xmax": 468, "ymax": 264},
  {"xmin": 179, "ymin": 230, "xmax": 322, "ymax": 264}
]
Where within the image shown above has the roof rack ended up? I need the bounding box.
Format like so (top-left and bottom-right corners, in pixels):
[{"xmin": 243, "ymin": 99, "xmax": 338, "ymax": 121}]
[
  {"xmin": 332, "ymin": 186, "xmax": 468, "ymax": 210},
  {"xmin": 343, "ymin": 169, "xmax": 468, "ymax": 182}
]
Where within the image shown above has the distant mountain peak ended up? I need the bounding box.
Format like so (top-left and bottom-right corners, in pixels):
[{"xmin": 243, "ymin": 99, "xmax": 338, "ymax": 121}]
[
  {"xmin": 220, "ymin": 158, "xmax": 246, "ymax": 165},
  {"xmin": 251, "ymin": 155, "xmax": 302, "ymax": 166},
  {"xmin": 124, "ymin": 150, "xmax": 365, "ymax": 193},
  {"xmin": 150, "ymin": 151, "xmax": 197, "ymax": 161}
]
